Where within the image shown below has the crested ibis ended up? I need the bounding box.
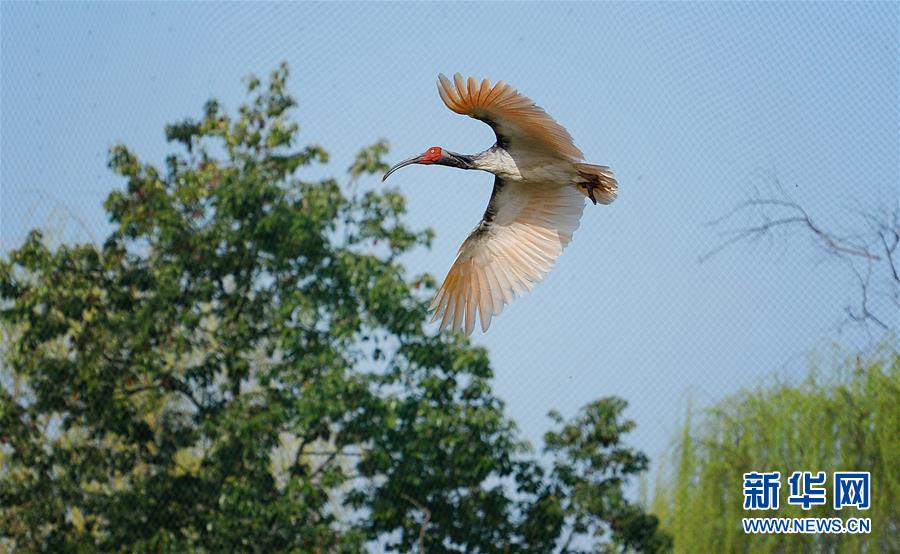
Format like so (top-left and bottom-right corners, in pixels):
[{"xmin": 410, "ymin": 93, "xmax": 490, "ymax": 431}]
[{"xmin": 383, "ymin": 74, "xmax": 618, "ymax": 335}]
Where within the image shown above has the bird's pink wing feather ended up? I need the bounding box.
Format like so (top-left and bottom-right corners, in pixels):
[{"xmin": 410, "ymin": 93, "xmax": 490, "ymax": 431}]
[
  {"xmin": 430, "ymin": 181, "xmax": 585, "ymax": 335},
  {"xmin": 437, "ymin": 73, "xmax": 584, "ymax": 161}
]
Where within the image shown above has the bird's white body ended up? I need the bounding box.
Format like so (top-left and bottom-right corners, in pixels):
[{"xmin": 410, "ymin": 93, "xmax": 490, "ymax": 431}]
[{"xmin": 383, "ymin": 73, "xmax": 618, "ymax": 335}]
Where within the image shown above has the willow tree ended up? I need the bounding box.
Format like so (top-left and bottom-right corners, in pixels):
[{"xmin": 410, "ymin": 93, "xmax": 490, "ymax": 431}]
[
  {"xmin": 0, "ymin": 64, "xmax": 669, "ymax": 553},
  {"xmin": 653, "ymin": 347, "xmax": 898, "ymax": 553}
]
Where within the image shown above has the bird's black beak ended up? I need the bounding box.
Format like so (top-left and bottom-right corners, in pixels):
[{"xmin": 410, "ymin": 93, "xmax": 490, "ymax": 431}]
[{"xmin": 382, "ymin": 155, "xmax": 424, "ymax": 182}]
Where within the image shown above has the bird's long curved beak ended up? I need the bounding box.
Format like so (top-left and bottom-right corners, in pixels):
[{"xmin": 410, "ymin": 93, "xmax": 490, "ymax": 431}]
[{"xmin": 382, "ymin": 155, "xmax": 424, "ymax": 181}]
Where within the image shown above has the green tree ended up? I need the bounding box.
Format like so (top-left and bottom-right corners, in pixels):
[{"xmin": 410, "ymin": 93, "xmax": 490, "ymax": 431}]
[
  {"xmin": 652, "ymin": 345, "xmax": 899, "ymax": 553},
  {"xmin": 0, "ymin": 64, "xmax": 669, "ymax": 553}
]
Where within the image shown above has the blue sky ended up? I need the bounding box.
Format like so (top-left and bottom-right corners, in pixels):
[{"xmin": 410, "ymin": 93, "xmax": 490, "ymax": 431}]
[{"xmin": 2, "ymin": 2, "xmax": 897, "ymax": 483}]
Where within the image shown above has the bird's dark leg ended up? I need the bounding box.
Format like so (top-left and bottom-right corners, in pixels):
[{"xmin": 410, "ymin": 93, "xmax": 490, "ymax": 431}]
[{"xmin": 579, "ymin": 183, "xmax": 599, "ymax": 205}]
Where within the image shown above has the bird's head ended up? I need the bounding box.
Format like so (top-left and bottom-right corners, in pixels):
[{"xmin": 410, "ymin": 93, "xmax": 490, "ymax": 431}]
[{"xmin": 382, "ymin": 146, "xmax": 472, "ymax": 181}]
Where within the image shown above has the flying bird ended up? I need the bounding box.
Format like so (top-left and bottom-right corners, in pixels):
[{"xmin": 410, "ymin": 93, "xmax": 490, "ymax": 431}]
[{"xmin": 383, "ymin": 74, "xmax": 617, "ymax": 335}]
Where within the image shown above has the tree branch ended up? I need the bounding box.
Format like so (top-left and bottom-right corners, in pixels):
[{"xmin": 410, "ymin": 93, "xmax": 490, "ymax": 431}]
[
  {"xmin": 704, "ymin": 198, "xmax": 879, "ymax": 261},
  {"xmin": 401, "ymin": 494, "xmax": 431, "ymax": 554},
  {"xmin": 705, "ymin": 176, "xmax": 898, "ymax": 337}
]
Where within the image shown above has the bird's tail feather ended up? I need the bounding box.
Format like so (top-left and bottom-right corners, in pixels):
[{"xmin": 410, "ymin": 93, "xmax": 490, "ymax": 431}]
[{"xmin": 576, "ymin": 163, "xmax": 618, "ymax": 205}]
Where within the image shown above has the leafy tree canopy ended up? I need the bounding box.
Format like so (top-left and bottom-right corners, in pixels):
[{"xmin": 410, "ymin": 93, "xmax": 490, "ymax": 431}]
[
  {"xmin": 653, "ymin": 346, "xmax": 898, "ymax": 553},
  {"xmin": 0, "ymin": 63, "xmax": 669, "ymax": 553}
]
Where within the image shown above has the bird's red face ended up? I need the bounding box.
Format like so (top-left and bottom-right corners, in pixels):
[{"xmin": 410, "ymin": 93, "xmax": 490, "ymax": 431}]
[
  {"xmin": 420, "ymin": 146, "xmax": 443, "ymax": 164},
  {"xmin": 383, "ymin": 145, "xmax": 464, "ymax": 181}
]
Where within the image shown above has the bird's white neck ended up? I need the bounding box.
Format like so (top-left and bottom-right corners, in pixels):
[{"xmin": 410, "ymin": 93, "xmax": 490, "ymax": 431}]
[{"xmin": 471, "ymin": 146, "xmax": 522, "ymax": 180}]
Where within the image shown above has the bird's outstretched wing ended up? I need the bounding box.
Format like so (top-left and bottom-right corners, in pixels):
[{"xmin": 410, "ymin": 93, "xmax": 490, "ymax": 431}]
[
  {"xmin": 430, "ymin": 177, "xmax": 585, "ymax": 334},
  {"xmin": 437, "ymin": 73, "xmax": 584, "ymax": 161}
]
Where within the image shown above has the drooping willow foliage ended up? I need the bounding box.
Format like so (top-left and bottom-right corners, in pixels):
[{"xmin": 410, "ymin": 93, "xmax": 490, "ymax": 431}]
[{"xmin": 652, "ymin": 342, "xmax": 899, "ymax": 553}]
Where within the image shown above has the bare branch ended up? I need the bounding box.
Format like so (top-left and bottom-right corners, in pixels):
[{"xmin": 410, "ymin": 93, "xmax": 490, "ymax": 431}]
[
  {"xmin": 704, "ymin": 198, "xmax": 879, "ymax": 261},
  {"xmin": 846, "ymin": 261, "xmax": 889, "ymax": 332},
  {"xmin": 877, "ymin": 228, "xmax": 899, "ymax": 283},
  {"xmin": 705, "ymin": 176, "xmax": 899, "ymax": 337},
  {"xmin": 401, "ymin": 494, "xmax": 431, "ymax": 554}
]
